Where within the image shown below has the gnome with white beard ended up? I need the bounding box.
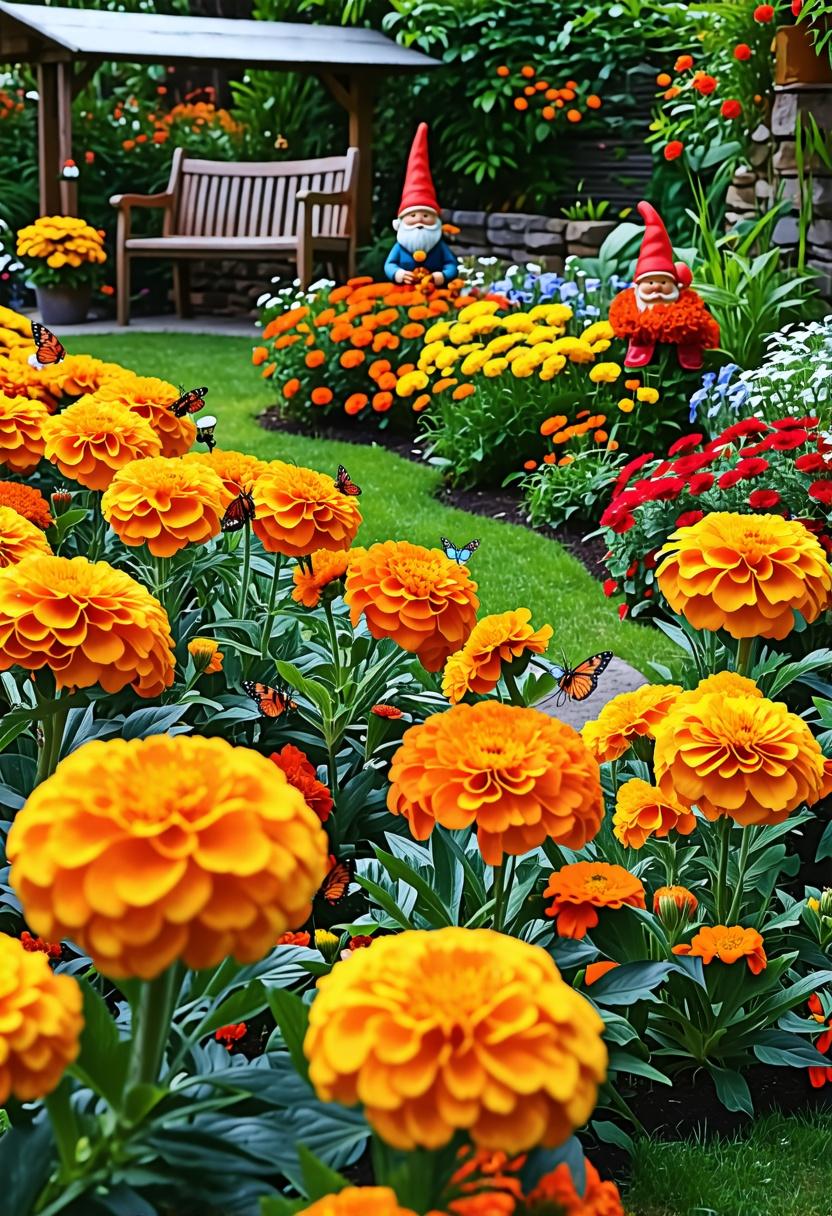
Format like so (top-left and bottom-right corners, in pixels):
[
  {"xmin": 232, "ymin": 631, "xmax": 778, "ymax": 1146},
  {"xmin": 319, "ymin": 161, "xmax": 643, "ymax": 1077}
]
[
  {"xmin": 384, "ymin": 122, "xmax": 458, "ymax": 288},
  {"xmin": 609, "ymin": 201, "xmax": 719, "ymax": 371}
]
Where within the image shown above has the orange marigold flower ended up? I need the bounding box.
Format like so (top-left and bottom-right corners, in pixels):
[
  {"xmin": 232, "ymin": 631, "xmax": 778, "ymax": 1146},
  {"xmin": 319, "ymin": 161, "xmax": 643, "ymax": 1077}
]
[
  {"xmin": 283, "ymin": 377, "xmax": 301, "ymax": 399},
  {"xmin": 183, "ymin": 447, "xmax": 267, "ymax": 495},
  {"xmin": 340, "ymin": 349, "xmax": 366, "ymax": 369},
  {"xmin": 345, "ymin": 392, "xmax": 368, "ymax": 415},
  {"xmin": 278, "ymin": 930, "xmax": 311, "ymax": 947},
  {"xmin": 586, "ymin": 94, "xmax": 602, "ymax": 109},
  {"xmin": 252, "ymin": 344, "xmax": 269, "ymax": 366},
  {"xmin": 270, "ymin": 743, "xmax": 333, "ymax": 823},
  {"xmin": 311, "ymin": 386, "xmax": 334, "ymax": 406},
  {"xmin": 291, "ymin": 546, "xmax": 352, "ymax": 608},
  {"xmin": 187, "ymin": 636, "xmax": 223, "ymax": 674},
  {"xmin": 35, "ymin": 353, "xmax": 123, "ymax": 400},
  {"xmin": 42, "ymin": 398, "xmax": 161, "ymax": 491},
  {"xmin": 413, "ymin": 393, "xmax": 431, "ymax": 412},
  {"xmin": 0, "ymin": 481, "xmax": 52, "ymax": 528},
  {"xmin": 252, "ymin": 461, "xmax": 362, "ymax": 558},
  {"xmin": 297, "ymin": 1190, "xmax": 418, "ymax": 1216},
  {"xmin": 526, "ymin": 1157, "xmax": 624, "ymax": 1215},
  {"xmin": 544, "ymin": 861, "xmax": 646, "ymax": 939},
  {"xmin": 541, "ymin": 413, "xmax": 568, "ymax": 436},
  {"xmin": 613, "ymin": 778, "xmax": 697, "ymax": 849},
  {"xmin": 581, "ymin": 683, "xmax": 682, "ymax": 762},
  {"xmin": 653, "ymin": 692, "xmax": 825, "ymax": 826},
  {"xmin": 306, "ymin": 349, "xmax": 326, "ymax": 369},
  {"xmin": 8, "ymin": 735, "xmax": 329, "ymax": 980},
  {"xmin": 304, "ymin": 927, "xmax": 607, "ymax": 1152},
  {"xmin": 0, "ymin": 393, "xmax": 49, "ymax": 473},
  {"xmin": 441, "ymin": 607, "xmax": 552, "ymax": 703},
  {"xmin": 674, "ymin": 924, "xmax": 767, "ymax": 974},
  {"xmin": 0, "ymin": 932, "xmax": 83, "ymax": 1104},
  {"xmin": 657, "ymin": 513, "xmax": 832, "ymax": 640},
  {"xmin": 653, "ymin": 885, "xmax": 698, "ymax": 916},
  {"xmin": 514, "ymin": 97, "xmax": 529, "ymax": 111},
  {"xmin": 388, "ymin": 702, "xmax": 602, "ymax": 864},
  {"xmin": 0, "ymin": 505, "xmax": 52, "ymax": 567},
  {"xmin": 369, "ymin": 358, "xmax": 391, "ymax": 380},
  {"xmin": 346, "ymin": 540, "xmax": 478, "ymax": 671},
  {"xmin": 566, "ymin": 108, "xmax": 582, "ymax": 122},
  {"xmin": 0, "ymin": 554, "xmax": 175, "ymax": 696},
  {"xmin": 371, "ymin": 703, "xmax": 403, "ymax": 719},
  {"xmin": 656, "ymin": 72, "xmax": 672, "ymax": 86},
  {"xmin": 677, "ymin": 670, "xmax": 763, "ymax": 706},
  {"xmin": 664, "ymin": 140, "xmax": 684, "ymax": 160},
  {"xmin": 452, "ymin": 383, "xmax": 476, "ymax": 401},
  {"xmin": 102, "ymin": 456, "xmax": 229, "ymax": 557},
  {"xmin": 674, "ymin": 54, "xmax": 694, "ymax": 71}
]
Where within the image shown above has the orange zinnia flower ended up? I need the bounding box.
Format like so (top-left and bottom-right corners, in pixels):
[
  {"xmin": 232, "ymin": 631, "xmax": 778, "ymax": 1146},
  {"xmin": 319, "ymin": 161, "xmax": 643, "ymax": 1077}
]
[
  {"xmin": 526, "ymin": 1157, "xmax": 624, "ymax": 1215},
  {"xmin": 613, "ymin": 778, "xmax": 697, "ymax": 849},
  {"xmin": 253, "ymin": 462, "xmax": 362, "ymax": 558},
  {"xmin": 0, "ymin": 393, "xmax": 49, "ymax": 473},
  {"xmin": 42, "ymin": 399, "xmax": 161, "ymax": 491},
  {"xmin": 8, "ymin": 735, "xmax": 329, "ymax": 980},
  {"xmin": 387, "ymin": 702, "xmax": 602, "ymax": 864},
  {"xmin": 657, "ymin": 512, "xmax": 832, "ymax": 640},
  {"xmin": 346, "ymin": 540, "xmax": 477, "ymax": 671},
  {"xmin": 0, "ymin": 932, "xmax": 83, "ymax": 1105},
  {"xmin": 183, "ymin": 448, "xmax": 266, "ymax": 495},
  {"xmin": 102, "ymin": 456, "xmax": 230, "ymax": 557},
  {"xmin": 544, "ymin": 861, "xmax": 646, "ymax": 939},
  {"xmin": 674, "ymin": 924, "xmax": 767, "ymax": 974},
  {"xmin": 581, "ymin": 683, "xmax": 682, "ymax": 762},
  {"xmin": 278, "ymin": 930, "xmax": 311, "ymax": 947},
  {"xmin": 0, "ymin": 506, "xmax": 53, "ymax": 567},
  {"xmin": 0, "ymin": 554, "xmax": 175, "ymax": 696},
  {"xmin": 653, "ymin": 692, "xmax": 825, "ymax": 825},
  {"xmin": 297, "ymin": 1190, "xmax": 418, "ymax": 1216},
  {"xmin": 90, "ymin": 377, "xmax": 196, "ymax": 457},
  {"xmin": 291, "ymin": 546, "xmax": 353, "ymax": 608},
  {"xmin": 0, "ymin": 481, "xmax": 52, "ymax": 528},
  {"xmin": 304, "ymin": 927, "xmax": 607, "ymax": 1152},
  {"xmin": 653, "ymin": 885, "xmax": 698, "ymax": 916},
  {"xmin": 270, "ymin": 743, "xmax": 333, "ymax": 823},
  {"xmin": 441, "ymin": 607, "xmax": 552, "ymax": 703}
]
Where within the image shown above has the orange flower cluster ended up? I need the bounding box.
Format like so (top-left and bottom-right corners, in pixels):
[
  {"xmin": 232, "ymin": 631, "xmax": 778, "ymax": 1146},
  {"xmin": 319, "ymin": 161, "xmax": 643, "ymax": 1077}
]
[
  {"xmin": 0, "ymin": 505, "xmax": 53, "ymax": 567},
  {"xmin": 270, "ymin": 743, "xmax": 333, "ymax": 823},
  {"xmin": 544, "ymin": 860, "xmax": 646, "ymax": 939},
  {"xmin": 92, "ymin": 377, "xmax": 197, "ymax": 457},
  {"xmin": 291, "ymin": 546, "xmax": 354, "ymax": 608},
  {"xmin": 534, "ymin": 408, "xmax": 619, "ymax": 469},
  {"xmin": 581, "ymin": 683, "xmax": 682, "ymax": 762},
  {"xmin": 296, "ymin": 1191, "xmax": 418, "ymax": 1216},
  {"xmin": 42, "ymin": 398, "xmax": 162, "ymax": 490},
  {"xmin": 613, "ymin": 777, "xmax": 697, "ymax": 849},
  {"xmin": 526, "ymin": 1157, "xmax": 624, "ymax": 1215},
  {"xmin": 501, "ymin": 65, "xmax": 603, "ymax": 125},
  {"xmin": 441, "ymin": 607, "xmax": 552, "ymax": 702},
  {"xmin": 674, "ymin": 924, "xmax": 767, "ymax": 974},
  {"xmin": 256, "ymin": 277, "xmax": 505, "ymax": 420},
  {"xmin": 0, "ymin": 481, "xmax": 53, "ymax": 528}
]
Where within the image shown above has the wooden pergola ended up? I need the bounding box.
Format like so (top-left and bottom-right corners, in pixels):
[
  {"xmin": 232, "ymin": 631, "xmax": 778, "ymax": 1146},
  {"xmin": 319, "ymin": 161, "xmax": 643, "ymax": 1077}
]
[{"xmin": 0, "ymin": 2, "xmax": 439, "ymax": 241}]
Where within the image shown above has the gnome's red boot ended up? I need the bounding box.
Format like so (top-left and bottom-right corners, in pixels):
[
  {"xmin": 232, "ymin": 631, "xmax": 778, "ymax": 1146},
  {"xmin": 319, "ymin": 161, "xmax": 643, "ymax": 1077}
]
[
  {"xmin": 625, "ymin": 338, "xmax": 655, "ymax": 368},
  {"xmin": 677, "ymin": 342, "xmax": 704, "ymax": 371}
]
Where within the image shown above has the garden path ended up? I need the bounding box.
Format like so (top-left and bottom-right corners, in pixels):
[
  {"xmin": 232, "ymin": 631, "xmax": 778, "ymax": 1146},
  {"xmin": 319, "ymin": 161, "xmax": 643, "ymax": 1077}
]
[{"xmin": 539, "ymin": 657, "xmax": 647, "ymax": 729}]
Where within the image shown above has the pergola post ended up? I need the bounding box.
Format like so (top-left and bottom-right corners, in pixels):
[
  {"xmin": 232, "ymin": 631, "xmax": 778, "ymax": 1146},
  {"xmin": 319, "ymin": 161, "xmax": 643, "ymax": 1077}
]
[
  {"xmin": 36, "ymin": 59, "xmax": 75, "ymax": 216},
  {"xmin": 321, "ymin": 70, "xmax": 376, "ymax": 245},
  {"xmin": 57, "ymin": 61, "xmax": 76, "ymax": 215}
]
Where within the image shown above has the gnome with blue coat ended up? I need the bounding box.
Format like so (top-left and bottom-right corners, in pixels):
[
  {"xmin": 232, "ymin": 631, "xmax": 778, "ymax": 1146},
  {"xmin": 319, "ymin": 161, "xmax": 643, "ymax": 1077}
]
[{"xmin": 384, "ymin": 122, "xmax": 458, "ymax": 288}]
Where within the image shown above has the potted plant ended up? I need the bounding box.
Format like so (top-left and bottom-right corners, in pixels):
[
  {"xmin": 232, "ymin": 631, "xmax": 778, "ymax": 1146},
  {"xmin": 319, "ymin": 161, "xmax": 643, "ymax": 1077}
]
[
  {"xmin": 16, "ymin": 214, "xmax": 107, "ymax": 325},
  {"xmin": 775, "ymin": 0, "xmax": 832, "ymax": 85}
]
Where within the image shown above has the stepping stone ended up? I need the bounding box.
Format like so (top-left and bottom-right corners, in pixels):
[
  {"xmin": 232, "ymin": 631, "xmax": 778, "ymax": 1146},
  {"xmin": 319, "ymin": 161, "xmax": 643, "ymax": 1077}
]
[{"xmin": 537, "ymin": 657, "xmax": 648, "ymax": 731}]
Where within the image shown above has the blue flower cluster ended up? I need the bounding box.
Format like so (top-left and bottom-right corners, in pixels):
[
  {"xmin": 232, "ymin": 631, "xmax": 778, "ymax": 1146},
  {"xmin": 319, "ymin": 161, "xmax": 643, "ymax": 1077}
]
[
  {"xmin": 688, "ymin": 363, "xmax": 751, "ymax": 426},
  {"xmin": 488, "ymin": 267, "xmax": 630, "ymax": 321}
]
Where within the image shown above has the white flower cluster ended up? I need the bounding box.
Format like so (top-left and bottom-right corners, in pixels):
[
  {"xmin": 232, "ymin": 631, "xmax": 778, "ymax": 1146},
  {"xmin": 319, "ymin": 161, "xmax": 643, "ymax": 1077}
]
[{"xmin": 738, "ymin": 315, "xmax": 832, "ymax": 422}]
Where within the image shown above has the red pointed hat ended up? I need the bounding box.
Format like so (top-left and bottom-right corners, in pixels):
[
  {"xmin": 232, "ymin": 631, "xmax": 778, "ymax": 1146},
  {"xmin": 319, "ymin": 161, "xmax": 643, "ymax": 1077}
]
[
  {"xmin": 398, "ymin": 122, "xmax": 440, "ymax": 217},
  {"xmin": 634, "ymin": 200, "xmax": 692, "ymax": 287}
]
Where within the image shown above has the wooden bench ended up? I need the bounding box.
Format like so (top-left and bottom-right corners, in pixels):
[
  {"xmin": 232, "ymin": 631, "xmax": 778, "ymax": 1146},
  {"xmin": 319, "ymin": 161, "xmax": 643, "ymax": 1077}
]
[{"xmin": 110, "ymin": 146, "xmax": 359, "ymax": 325}]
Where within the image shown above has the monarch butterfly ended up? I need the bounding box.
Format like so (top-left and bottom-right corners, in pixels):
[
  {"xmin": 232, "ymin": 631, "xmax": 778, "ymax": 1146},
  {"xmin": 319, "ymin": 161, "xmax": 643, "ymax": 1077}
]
[
  {"xmin": 550, "ymin": 652, "xmax": 614, "ymax": 704},
  {"xmin": 441, "ymin": 536, "xmax": 480, "ymax": 565},
  {"xmin": 221, "ymin": 487, "xmax": 255, "ymax": 533},
  {"xmin": 242, "ymin": 680, "xmax": 297, "ymax": 719},
  {"xmin": 318, "ymin": 857, "xmax": 355, "ymax": 906},
  {"xmin": 30, "ymin": 322, "xmax": 66, "ymax": 369},
  {"xmin": 170, "ymin": 386, "xmax": 208, "ymax": 418},
  {"xmin": 335, "ymin": 464, "xmax": 361, "ymax": 497}
]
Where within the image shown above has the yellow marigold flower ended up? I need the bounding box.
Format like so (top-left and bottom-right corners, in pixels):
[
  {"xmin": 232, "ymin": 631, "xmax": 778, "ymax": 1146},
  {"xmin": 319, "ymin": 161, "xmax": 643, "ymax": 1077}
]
[
  {"xmin": 581, "ymin": 683, "xmax": 682, "ymax": 763},
  {"xmin": 34, "ymin": 353, "xmax": 125, "ymax": 400},
  {"xmin": 423, "ymin": 325, "xmax": 451, "ymax": 345},
  {"xmin": 253, "ymin": 461, "xmax": 362, "ymax": 558},
  {"xmin": 567, "ymin": 341, "xmax": 595, "ymax": 363},
  {"xmin": 0, "ymin": 481, "xmax": 53, "ymax": 529},
  {"xmin": 467, "ymin": 318, "xmax": 500, "ymax": 337},
  {"xmin": 314, "ymin": 928, "xmax": 341, "ymax": 962},
  {"xmin": 458, "ymin": 300, "xmax": 501, "ymax": 323},
  {"xmin": 0, "ymin": 932, "xmax": 83, "ymax": 1104},
  {"xmin": 304, "ymin": 927, "xmax": 607, "ymax": 1151},
  {"xmin": 654, "ymin": 692, "xmax": 825, "ymax": 826},
  {"xmin": 483, "ymin": 357, "xmax": 509, "ymax": 378},
  {"xmin": 0, "ymin": 505, "xmax": 52, "ymax": 567},
  {"xmin": 589, "ymin": 361, "xmax": 622, "ymax": 384},
  {"xmin": 17, "ymin": 215, "xmax": 106, "ymax": 268},
  {"xmin": 387, "ymin": 701, "xmax": 602, "ymax": 863},
  {"xmin": 0, "ymin": 356, "xmax": 59, "ymax": 411},
  {"xmin": 448, "ymin": 322, "xmax": 475, "ymax": 344},
  {"xmin": 441, "ymin": 607, "xmax": 553, "ymax": 703},
  {"xmin": 8, "ymin": 735, "xmax": 329, "ymax": 980},
  {"xmin": 613, "ymin": 778, "xmax": 697, "ymax": 849},
  {"xmin": 346, "ymin": 540, "xmax": 478, "ymax": 672},
  {"xmin": 297, "ymin": 1190, "xmax": 418, "ymax": 1216},
  {"xmin": 636, "ymin": 386, "xmax": 660, "ymax": 403},
  {"xmin": 460, "ymin": 349, "xmax": 490, "ymax": 375},
  {"xmin": 486, "ymin": 332, "xmax": 523, "ymax": 355},
  {"xmin": 617, "ymin": 397, "xmax": 635, "ymax": 413},
  {"xmin": 395, "ymin": 370, "xmax": 429, "ymax": 398},
  {"xmin": 581, "ymin": 320, "xmax": 615, "ymax": 344},
  {"xmin": 42, "ymin": 399, "xmax": 161, "ymax": 491},
  {"xmin": 590, "ymin": 338, "xmax": 612, "ymax": 353},
  {"xmin": 544, "ymin": 861, "xmax": 646, "ymax": 939},
  {"xmin": 657, "ymin": 512, "xmax": 832, "ymax": 640},
  {"xmin": 102, "ymin": 456, "xmax": 229, "ymax": 557},
  {"xmin": 501, "ymin": 314, "xmax": 535, "ymax": 334},
  {"xmin": 0, "ymin": 554, "xmax": 175, "ymax": 696},
  {"xmin": 511, "ymin": 357, "xmax": 535, "ymax": 378},
  {"xmin": 292, "ymin": 546, "xmax": 355, "ymax": 608},
  {"xmin": 183, "ymin": 447, "xmax": 267, "ymax": 495},
  {"xmin": 91, "ymin": 376, "xmax": 197, "ymax": 457},
  {"xmin": 434, "ymin": 347, "xmax": 461, "ymax": 371},
  {"xmin": 541, "ymin": 353, "xmax": 567, "ymax": 378},
  {"xmin": 188, "ymin": 636, "xmax": 223, "ymax": 674},
  {"xmin": 677, "ymin": 670, "xmax": 763, "ymax": 706},
  {"xmin": 0, "ymin": 304, "xmax": 33, "ymax": 339},
  {"xmin": 0, "ymin": 393, "xmax": 49, "ymax": 473}
]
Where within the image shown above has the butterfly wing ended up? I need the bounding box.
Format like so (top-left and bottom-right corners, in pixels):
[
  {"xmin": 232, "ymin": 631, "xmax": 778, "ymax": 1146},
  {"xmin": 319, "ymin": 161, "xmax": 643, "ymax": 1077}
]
[
  {"xmin": 319, "ymin": 858, "xmax": 356, "ymax": 905},
  {"xmin": 30, "ymin": 322, "xmax": 66, "ymax": 367},
  {"xmin": 171, "ymin": 386, "xmax": 208, "ymax": 418},
  {"xmin": 336, "ymin": 464, "xmax": 362, "ymax": 496},
  {"xmin": 242, "ymin": 680, "xmax": 295, "ymax": 718},
  {"xmin": 557, "ymin": 651, "xmax": 614, "ymax": 703},
  {"xmin": 441, "ymin": 537, "xmax": 480, "ymax": 564},
  {"xmin": 221, "ymin": 490, "xmax": 255, "ymax": 533}
]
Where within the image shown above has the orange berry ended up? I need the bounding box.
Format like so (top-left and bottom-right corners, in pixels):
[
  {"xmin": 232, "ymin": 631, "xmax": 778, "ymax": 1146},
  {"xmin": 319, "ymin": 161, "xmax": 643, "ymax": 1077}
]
[
  {"xmin": 566, "ymin": 79, "xmax": 578, "ymax": 88},
  {"xmin": 496, "ymin": 65, "xmax": 510, "ymax": 77},
  {"xmin": 656, "ymin": 73, "xmax": 672, "ymax": 86},
  {"xmin": 311, "ymin": 387, "xmax": 333, "ymax": 406},
  {"xmin": 567, "ymin": 109, "xmax": 582, "ymax": 122},
  {"xmin": 545, "ymin": 88, "xmax": 558, "ymax": 100},
  {"xmin": 521, "ymin": 65, "xmax": 535, "ymax": 78},
  {"xmin": 560, "ymin": 88, "xmax": 576, "ymax": 101},
  {"xmin": 586, "ymin": 94, "xmax": 601, "ymax": 109},
  {"xmin": 523, "ymin": 460, "xmax": 537, "ymax": 470},
  {"xmin": 535, "ymin": 80, "xmax": 549, "ymax": 91},
  {"xmin": 514, "ymin": 97, "xmax": 529, "ymax": 111},
  {"xmin": 542, "ymin": 106, "xmax": 555, "ymax": 120}
]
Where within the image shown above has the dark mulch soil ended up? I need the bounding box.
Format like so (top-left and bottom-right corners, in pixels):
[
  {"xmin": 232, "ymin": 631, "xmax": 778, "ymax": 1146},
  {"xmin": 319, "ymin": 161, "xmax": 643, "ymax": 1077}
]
[{"xmin": 258, "ymin": 406, "xmax": 606, "ymax": 582}]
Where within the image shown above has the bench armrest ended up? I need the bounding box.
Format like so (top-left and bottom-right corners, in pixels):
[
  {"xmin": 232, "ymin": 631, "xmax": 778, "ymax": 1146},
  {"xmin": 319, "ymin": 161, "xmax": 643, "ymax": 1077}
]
[
  {"xmin": 296, "ymin": 189, "xmax": 353, "ymax": 207},
  {"xmin": 109, "ymin": 191, "xmax": 174, "ymax": 211}
]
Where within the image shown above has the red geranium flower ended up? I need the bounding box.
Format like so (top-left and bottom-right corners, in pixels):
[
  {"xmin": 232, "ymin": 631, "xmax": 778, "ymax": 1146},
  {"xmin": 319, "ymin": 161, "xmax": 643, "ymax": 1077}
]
[
  {"xmin": 749, "ymin": 489, "xmax": 781, "ymax": 509},
  {"xmin": 675, "ymin": 510, "xmax": 704, "ymax": 527},
  {"xmin": 692, "ymin": 73, "xmax": 718, "ymax": 95},
  {"xmin": 603, "ymin": 578, "xmax": 619, "ymax": 597},
  {"xmin": 714, "ymin": 419, "xmax": 769, "ymax": 445},
  {"xmin": 664, "ymin": 140, "xmax": 684, "ymax": 161},
  {"xmin": 720, "ymin": 99, "xmax": 742, "ymax": 119},
  {"xmin": 614, "ymin": 451, "xmax": 655, "ymax": 494},
  {"xmin": 796, "ymin": 452, "xmax": 827, "ymax": 473},
  {"xmin": 754, "ymin": 3, "xmax": 775, "ymax": 20},
  {"xmin": 687, "ymin": 471, "xmax": 715, "ymax": 496},
  {"xmin": 618, "ymin": 604, "xmax": 629, "ymax": 620},
  {"xmin": 269, "ymin": 744, "xmax": 333, "ymax": 823},
  {"xmin": 808, "ymin": 480, "xmax": 832, "ymax": 505},
  {"xmin": 718, "ymin": 469, "xmax": 743, "ymax": 489},
  {"xmin": 734, "ymin": 43, "xmax": 752, "ymax": 60},
  {"xmin": 652, "ymin": 476, "xmax": 687, "ymax": 501},
  {"xmin": 772, "ymin": 415, "xmax": 818, "ymax": 429},
  {"xmin": 735, "ymin": 457, "xmax": 770, "ymax": 479},
  {"xmin": 770, "ymin": 428, "xmax": 809, "ymax": 451},
  {"xmin": 668, "ymin": 434, "xmax": 704, "ymax": 457}
]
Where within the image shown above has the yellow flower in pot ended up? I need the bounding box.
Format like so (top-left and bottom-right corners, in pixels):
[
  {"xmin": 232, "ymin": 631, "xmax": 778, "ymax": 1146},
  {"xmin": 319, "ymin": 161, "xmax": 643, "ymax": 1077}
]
[{"xmin": 16, "ymin": 214, "xmax": 107, "ymax": 325}]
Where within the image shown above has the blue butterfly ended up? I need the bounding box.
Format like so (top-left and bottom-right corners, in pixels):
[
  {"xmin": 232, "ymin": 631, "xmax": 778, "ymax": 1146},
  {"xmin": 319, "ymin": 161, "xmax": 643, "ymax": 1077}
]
[{"xmin": 441, "ymin": 536, "xmax": 480, "ymax": 564}]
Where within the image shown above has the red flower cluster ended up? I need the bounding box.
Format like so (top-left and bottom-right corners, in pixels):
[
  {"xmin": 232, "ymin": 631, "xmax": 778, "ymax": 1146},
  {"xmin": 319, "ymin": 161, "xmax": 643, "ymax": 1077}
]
[
  {"xmin": 20, "ymin": 930, "xmax": 62, "ymax": 959},
  {"xmin": 270, "ymin": 744, "xmax": 334, "ymax": 823},
  {"xmin": 808, "ymin": 993, "xmax": 832, "ymax": 1088},
  {"xmin": 214, "ymin": 1022, "xmax": 247, "ymax": 1051}
]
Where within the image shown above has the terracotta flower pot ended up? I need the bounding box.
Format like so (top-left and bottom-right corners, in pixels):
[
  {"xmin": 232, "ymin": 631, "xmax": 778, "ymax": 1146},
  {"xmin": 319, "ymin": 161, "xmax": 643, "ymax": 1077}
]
[
  {"xmin": 34, "ymin": 284, "xmax": 91, "ymax": 326},
  {"xmin": 775, "ymin": 23, "xmax": 832, "ymax": 87}
]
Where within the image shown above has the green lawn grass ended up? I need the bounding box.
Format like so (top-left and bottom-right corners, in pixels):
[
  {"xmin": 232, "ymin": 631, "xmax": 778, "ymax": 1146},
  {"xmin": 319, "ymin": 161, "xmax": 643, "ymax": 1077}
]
[
  {"xmin": 82, "ymin": 331, "xmax": 675, "ymax": 673},
  {"xmin": 625, "ymin": 1113, "xmax": 832, "ymax": 1216}
]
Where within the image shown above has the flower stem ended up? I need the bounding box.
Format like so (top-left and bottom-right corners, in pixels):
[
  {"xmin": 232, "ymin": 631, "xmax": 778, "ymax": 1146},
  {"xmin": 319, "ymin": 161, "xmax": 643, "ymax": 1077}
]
[
  {"xmin": 235, "ymin": 524, "xmax": 252, "ymax": 619},
  {"xmin": 323, "ymin": 598, "xmax": 342, "ymax": 690},
  {"xmin": 34, "ymin": 693, "xmax": 70, "ymax": 788},
  {"xmin": 43, "ymin": 1079, "xmax": 79, "ymax": 1180},
  {"xmin": 714, "ymin": 816, "xmax": 732, "ymax": 923},
  {"xmin": 260, "ymin": 556, "xmax": 282, "ymax": 659},
  {"xmin": 726, "ymin": 826, "xmax": 754, "ymax": 925},
  {"xmin": 492, "ymin": 860, "xmax": 507, "ymax": 932},
  {"xmin": 736, "ymin": 636, "xmax": 754, "ymax": 678},
  {"xmin": 125, "ymin": 963, "xmax": 184, "ymax": 1096},
  {"xmin": 502, "ymin": 669, "xmax": 526, "ymax": 706}
]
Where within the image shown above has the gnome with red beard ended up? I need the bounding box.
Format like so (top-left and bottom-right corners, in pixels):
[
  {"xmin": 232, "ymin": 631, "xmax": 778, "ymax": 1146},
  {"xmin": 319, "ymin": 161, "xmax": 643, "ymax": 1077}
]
[
  {"xmin": 609, "ymin": 201, "xmax": 719, "ymax": 371},
  {"xmin": 384, "ymin": 122, "xmax": 458, "ymax": 288}
]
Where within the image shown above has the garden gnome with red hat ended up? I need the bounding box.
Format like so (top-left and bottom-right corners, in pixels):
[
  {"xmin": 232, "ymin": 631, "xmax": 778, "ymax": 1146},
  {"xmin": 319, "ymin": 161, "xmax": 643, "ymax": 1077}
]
[
  {"xmin": 384, "ymin": 122, "xmax": 458, "ymax": 287},
  {"xmin": 609, "ymin": 201, "xmax": 719, "ymax": 370}
]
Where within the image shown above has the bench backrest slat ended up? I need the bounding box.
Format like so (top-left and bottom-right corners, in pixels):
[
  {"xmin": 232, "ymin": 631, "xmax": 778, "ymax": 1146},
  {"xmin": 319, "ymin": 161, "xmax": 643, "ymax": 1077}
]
[{"xmin": 169, "ymin": 154, "xmax": 356, "ymax": 240}]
